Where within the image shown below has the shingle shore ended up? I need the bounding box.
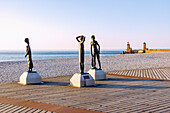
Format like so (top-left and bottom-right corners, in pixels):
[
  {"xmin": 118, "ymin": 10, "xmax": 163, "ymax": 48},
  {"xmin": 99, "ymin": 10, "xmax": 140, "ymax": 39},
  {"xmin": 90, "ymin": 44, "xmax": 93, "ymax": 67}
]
[{"xmin": 0, "ymin": 52, "xmax": 170, "ymax": 83}]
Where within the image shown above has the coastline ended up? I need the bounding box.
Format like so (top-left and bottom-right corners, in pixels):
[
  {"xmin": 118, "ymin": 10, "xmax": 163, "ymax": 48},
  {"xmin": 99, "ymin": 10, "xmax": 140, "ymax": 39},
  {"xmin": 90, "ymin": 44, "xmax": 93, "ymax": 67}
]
[
  {"xmin": 0, "ymin": 52, "xmax": 170, "ymax": 83},
  {"xmin": 0, "ymin": 50, "xmax": 123, "ymax": 62}
]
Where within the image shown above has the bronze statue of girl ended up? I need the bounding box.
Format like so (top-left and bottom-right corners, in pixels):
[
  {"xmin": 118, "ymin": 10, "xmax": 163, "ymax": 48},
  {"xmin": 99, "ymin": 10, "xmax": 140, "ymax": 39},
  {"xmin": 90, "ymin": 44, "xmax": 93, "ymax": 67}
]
[
  {"xmin": 76, "ymin": 35, "xmax": 85, "ymax": 74},
  {"xmin": 24, "ymin": 38, "xmax": 33, "ymax": 72},
  {"xmin": 90, "ymin": 35, "xmax": 101, "ymax": 69}
]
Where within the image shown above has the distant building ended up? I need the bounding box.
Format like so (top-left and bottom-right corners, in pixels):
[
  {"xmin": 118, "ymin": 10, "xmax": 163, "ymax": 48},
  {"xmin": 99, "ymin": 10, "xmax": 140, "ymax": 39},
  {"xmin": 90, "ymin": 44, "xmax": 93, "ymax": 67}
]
[
  {"xmin": 123, "ymin": 42, "xmax": 170, "ymax": 54},
  {"xmin": 138, "ymin": 42, "xmax": 148, "ymax": 54},
  {"xmin": 125, "ymin": 42, "xmax": 132, "ymax": 54}
]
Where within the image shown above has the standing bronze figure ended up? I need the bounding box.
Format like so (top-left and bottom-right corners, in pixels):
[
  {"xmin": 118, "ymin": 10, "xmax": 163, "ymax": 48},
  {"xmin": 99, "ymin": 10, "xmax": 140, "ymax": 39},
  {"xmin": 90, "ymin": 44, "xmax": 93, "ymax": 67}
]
[
  {"xmin": 25, "ymin": 38, "xmax": 33, "ymax": 72},
  {"xmin": 90, "ymin": 35, "xmax": 101, "ymax": 69},
  {"xmin": 76, "ymin": 35, "xmax": 85, "ymax": 74}
]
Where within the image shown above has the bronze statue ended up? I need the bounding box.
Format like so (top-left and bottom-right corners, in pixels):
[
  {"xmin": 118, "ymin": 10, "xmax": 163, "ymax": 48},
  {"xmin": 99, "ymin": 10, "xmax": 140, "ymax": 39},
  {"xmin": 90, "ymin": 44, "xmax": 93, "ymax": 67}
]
[
  {"xmin": 76, "ymin": 35, "xmax": 85, "ymax": 74},
  {"xmin": 90, "ymin": 35, "xmax": 101, "ymax": 69},
  {"xmin": 25, "ymin": 38, "xmax": 33, "ymax": 72}
]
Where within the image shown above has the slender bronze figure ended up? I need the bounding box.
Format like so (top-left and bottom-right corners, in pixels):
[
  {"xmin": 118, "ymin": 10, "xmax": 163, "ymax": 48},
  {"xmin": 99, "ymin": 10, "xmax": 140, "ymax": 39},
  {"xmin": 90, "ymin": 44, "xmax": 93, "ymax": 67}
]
[
  {"xmin": 25, "ymin": 38, "xmax": 33, "ymax": 72},
  {"xmin": 76, "ymin": 35, "xmax": 85, "ymax": 74},
  {"xmin": 90, "ymin": 35, "xmax": 101, "ymax": 69}
]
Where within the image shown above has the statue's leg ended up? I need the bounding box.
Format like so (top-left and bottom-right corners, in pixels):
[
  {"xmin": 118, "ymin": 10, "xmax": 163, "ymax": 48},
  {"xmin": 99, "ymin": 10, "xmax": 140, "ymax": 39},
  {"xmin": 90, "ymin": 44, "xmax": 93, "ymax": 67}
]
[
  {"xmin": 94, "ymin": 54, "xmax": 96, "ymax": 69},
  {"xmin": 80, "ymin": 63, "xmax": 84, "ymax": 74},
  {"xmin": 79, "ymin": 63, "xmax": 81, "ymax": 73},
  {"xmin": 91, "ymin": 54, "xmax": 96, "ymax": 69},
  {"xmin": 82, "ymin": 63, "xmax": 84, "ymax": 73},
  {"xmin": 80, "ymin": 49, "xmax": 84, "ymax": 74},
  {"xmin": 82, "ymin": 52, "xmax": 84, "ymax": 73},
  {"xmin": 29, "ymin": 59, "xmax": 33, "ymax": 72},
  {"xmin": 28, "ymin": 65, "xmax": 32, "ymax": 72},
  {"xmin": 97, "ymin": 53, "xmax": 101, "ymax": 69},
  {"xmin": 91, "ymin": 57, "xmax": 93, "ymax": 68},
  {"xmin": 92, "ymin": 55, "xmax": 95, "ymax": 69},
  {"xmin": 28, "ymin": 60, "xmax": 30, "ymax": 72}
]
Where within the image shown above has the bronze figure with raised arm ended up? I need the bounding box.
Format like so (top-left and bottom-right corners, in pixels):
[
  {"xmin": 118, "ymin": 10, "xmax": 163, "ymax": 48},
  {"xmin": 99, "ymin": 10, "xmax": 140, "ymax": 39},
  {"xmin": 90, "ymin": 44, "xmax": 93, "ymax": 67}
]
[
  {"xmin": 76, "ymin": 35, "xmax": 85, "ymax": 74},
  {"xmin": 24, "ymin": 38, "xmax": 33, "ymax": 72},
  {"xmin": 90, "ymin": 35, "xmax": 101, "ymax": 69}
]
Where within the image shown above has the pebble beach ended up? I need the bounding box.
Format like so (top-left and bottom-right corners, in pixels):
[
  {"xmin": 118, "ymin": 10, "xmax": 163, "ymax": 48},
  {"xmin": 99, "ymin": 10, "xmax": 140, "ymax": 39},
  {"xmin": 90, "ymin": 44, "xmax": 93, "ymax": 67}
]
[{"xmin": 0, "ymin": 52, "xmax": 170, "ymax": 83}]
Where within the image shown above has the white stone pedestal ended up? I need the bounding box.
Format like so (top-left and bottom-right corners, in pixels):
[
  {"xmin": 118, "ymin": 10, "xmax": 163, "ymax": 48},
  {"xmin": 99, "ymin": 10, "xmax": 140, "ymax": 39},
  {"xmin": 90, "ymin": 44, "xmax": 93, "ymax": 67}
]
[
  {"xmin": 19, "ymin": 71, "xmax": 42, "ymax": 85},
  {"xmin": 70, "ymin": 73, "xmax": 95, "ymax": 87},
  {"xmin": 88, "ymin": 69, "xmax": 106, "ymax": 80}
]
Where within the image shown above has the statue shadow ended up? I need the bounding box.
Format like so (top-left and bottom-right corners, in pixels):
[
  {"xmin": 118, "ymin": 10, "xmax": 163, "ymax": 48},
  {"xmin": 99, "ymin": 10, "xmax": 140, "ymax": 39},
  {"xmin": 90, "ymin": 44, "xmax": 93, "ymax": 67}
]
[{"xmin": 41, "ymin": 82, "xmax": 70, "ymax": 86}]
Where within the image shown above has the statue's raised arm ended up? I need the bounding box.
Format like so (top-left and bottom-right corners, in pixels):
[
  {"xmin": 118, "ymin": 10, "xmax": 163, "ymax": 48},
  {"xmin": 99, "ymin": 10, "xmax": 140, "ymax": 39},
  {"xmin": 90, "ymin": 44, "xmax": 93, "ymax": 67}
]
[
  {"xmin": 76, "ymin": 35, "xmax": 85, "ymax": 43},
  {"xmin": 80, "ymin": 36, "xmax": 85, "ymax": 43},
  {"xmin": 76, "ymin": 36, "xmax": 81, "ymax": 42}
]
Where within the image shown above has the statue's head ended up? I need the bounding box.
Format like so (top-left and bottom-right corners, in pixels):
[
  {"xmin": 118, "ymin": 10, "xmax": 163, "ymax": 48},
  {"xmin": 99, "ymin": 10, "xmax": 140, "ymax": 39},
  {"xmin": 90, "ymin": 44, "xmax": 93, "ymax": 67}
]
[
  {"xmin": 80, "ymin": 35, "xmax": 85, "ymax": 41},
  {"xmin": 91, "ymin": 35, "xmax": 95, "ymax": 40},
  {"xmin": 25, "ymin": 38, "xmax": 29, "ymax": 44}
]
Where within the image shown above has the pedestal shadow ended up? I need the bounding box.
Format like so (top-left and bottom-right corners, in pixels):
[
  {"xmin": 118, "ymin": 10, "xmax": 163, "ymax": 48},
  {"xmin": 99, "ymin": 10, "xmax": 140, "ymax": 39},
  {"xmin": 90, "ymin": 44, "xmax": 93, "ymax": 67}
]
[{"xmin": 41, "ymin": 82, "xmax": 70, "ymax": 86}]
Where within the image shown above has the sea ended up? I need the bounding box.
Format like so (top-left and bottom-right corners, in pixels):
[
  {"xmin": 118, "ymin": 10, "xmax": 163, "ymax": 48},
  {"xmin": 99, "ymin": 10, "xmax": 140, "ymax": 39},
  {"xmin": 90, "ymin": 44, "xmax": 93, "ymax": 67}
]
[{"xmin": 0, "ymin": 50, "xmax": 123, "ymax": 62}]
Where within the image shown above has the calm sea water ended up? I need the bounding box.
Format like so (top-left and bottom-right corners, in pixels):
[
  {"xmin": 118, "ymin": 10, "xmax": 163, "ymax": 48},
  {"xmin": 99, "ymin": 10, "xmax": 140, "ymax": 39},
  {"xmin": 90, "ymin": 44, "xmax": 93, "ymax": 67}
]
[{"xmin": 0, "ymin": 50, "xmax": 123, "ymax": 62}]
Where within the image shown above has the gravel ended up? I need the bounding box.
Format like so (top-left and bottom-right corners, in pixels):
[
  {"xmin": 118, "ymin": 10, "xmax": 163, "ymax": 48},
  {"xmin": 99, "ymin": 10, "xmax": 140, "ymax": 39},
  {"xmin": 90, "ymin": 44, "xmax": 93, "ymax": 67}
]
[{"xmin": 0, "ymin": 52, "xmax": 170, "ymax": 83}]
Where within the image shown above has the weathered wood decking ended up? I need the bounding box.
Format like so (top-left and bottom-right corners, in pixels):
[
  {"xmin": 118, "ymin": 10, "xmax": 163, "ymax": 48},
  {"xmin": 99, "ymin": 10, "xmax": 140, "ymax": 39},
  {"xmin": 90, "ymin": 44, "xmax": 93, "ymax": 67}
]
[
  {"xmin": 108, "ymin": 68, "xmax": 170, "ymax": 80},
  {"xmin": 0, "ymin": 103, "xmax": 51, "ymax": 113},
  {"xmin": 0, "ymin": 71, "xmax": 170, "ymax": 113}
]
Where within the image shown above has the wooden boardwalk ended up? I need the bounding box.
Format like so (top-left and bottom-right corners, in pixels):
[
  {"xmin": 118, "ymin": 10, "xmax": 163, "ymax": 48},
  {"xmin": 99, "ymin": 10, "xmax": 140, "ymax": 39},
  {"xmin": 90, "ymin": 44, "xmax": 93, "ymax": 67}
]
[
  {"xmin": 108, "ymin": 68, "xmax": 170, "ymax": 80},
  {"xmin": 0, "ymin": 74, "xmax": 170, "ymax": 113},
  {"xmin": 0, "ymin": 103, "xmax": 52, "ymax": 113}
]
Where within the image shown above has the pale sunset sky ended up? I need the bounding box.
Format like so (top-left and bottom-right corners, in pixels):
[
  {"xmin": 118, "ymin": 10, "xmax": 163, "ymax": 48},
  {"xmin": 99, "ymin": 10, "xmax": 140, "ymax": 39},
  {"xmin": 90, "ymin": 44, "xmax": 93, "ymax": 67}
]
[{"xmin": 0, "ymin": 0, "xmax": 169, "ymax": 51}]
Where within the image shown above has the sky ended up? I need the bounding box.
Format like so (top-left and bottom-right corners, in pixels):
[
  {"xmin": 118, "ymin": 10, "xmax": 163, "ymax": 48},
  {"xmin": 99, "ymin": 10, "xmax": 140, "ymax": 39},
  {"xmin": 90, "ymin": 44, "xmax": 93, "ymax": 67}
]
[{"xmin": 0, "ymin": 0, "xmax": 169, "ymax": 51}]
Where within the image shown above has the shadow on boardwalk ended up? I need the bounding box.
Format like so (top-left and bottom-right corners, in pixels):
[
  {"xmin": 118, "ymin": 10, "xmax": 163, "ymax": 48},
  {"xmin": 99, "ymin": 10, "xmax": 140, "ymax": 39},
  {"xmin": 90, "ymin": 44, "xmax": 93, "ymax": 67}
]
[
  {"xmin": 40, "ymin": 78, "xmax": 170, "ymax": 89},
  {"xmin": 41, "ymin": 82, "xmax": 70, "ymax": 86},
  {"xmin": 96, "ymin": 84, "xmax": 170, "ymax": 89}
]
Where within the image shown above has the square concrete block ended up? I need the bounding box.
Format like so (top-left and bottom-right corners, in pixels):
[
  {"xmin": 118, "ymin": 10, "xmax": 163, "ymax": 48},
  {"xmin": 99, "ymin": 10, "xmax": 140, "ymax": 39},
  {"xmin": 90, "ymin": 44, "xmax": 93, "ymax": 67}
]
[
  {"xmin": 19, "ymin": 71, "xmax": 42, "ymax": 85},
  {"xmin": 88, "ymin": 69, "xmax": 106, "ymax": 80},
  {"xmin": 70, "ymin": 73, "xmax": 95, "ymax": 87}
]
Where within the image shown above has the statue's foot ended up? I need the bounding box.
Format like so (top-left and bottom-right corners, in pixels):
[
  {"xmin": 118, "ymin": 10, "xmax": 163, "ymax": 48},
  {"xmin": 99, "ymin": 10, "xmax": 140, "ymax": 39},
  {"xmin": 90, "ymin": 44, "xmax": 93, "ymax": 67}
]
[
  {"xmin": 92, "ymin": 67, "xmax": 97, "ymax": 69},
  {"xmin": 28, "ymin": 70, "xmax": 32, "ymax": 72}
]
